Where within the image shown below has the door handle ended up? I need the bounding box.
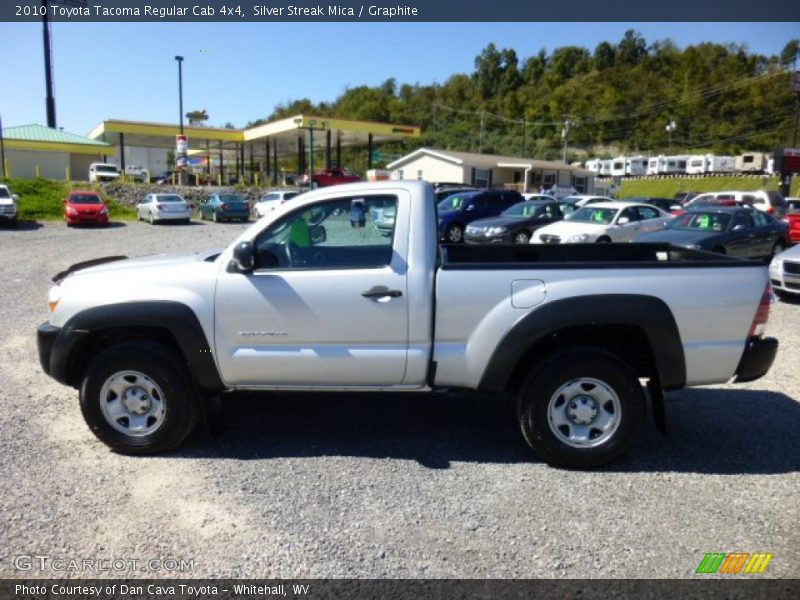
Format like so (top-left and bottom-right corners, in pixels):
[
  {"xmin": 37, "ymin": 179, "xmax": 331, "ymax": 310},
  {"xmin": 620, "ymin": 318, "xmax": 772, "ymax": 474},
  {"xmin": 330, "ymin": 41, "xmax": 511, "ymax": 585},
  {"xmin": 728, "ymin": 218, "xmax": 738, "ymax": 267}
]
[{"xmin": 362, "ymin": 285, "xmax": 403, "ymax": 299}]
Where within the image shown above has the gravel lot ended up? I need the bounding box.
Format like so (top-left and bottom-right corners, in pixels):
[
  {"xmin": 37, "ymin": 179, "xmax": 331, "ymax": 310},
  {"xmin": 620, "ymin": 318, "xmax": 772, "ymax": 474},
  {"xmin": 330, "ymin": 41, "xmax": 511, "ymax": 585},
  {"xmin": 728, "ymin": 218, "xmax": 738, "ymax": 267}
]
[{"xmin": 0, "ymin": 219, "xmax": 798, "ymax": 580}]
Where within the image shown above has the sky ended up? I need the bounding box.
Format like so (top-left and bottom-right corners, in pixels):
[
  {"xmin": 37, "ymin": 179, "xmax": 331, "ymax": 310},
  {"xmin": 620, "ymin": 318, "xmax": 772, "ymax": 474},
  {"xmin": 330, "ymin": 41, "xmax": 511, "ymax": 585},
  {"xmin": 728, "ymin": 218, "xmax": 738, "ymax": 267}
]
[{"xmin": 1, "ymin": 22, "xmax": 798, "ymax": 136}]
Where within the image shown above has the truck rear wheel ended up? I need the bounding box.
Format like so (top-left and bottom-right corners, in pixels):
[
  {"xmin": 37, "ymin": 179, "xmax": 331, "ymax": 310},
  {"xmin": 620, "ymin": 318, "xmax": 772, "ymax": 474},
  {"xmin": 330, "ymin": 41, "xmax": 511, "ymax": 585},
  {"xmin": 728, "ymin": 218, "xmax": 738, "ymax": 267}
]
[
  {"xmin": 79, "ymin": 341, "xmax": 200, "ymax": 455},
  {"xmin": 517, "ymin": 348, "xmax": 645, "ymax": 468}
]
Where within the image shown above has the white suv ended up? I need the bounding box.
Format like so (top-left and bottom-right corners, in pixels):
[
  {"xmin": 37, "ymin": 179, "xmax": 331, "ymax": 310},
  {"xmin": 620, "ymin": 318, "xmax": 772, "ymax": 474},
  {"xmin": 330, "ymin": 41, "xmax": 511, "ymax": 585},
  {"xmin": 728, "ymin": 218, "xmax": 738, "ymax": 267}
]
[
  {"xmin": 685, "ymin": 190, "xmax": 787, "ymax": 218},
  {"xmin": 88, "ymin": 163, "xmax": 121, "ymax": 182},
  {"xmin": 0, "ymin": 184, "xmax": 19, "ymax": 227},
  {"xmin": 252, "ymin": 190, "xmax": 301, "ymax": 218}
]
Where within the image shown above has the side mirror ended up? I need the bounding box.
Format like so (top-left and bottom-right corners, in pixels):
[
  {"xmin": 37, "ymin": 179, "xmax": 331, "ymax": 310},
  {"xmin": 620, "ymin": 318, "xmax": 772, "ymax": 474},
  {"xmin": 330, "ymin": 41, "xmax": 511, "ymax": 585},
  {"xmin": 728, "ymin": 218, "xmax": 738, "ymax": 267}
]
[
  {"xmin": 310, "ymin": 224, "xmax": 327, "ymax": 245},
  {"xmin": 618, "ymin": 216, "xmax": 630, "ymax": 225},
  {"xmin": 12, "ymin": 194, "xmax": 19, "ymax": 201},
  {"xmin": 230, "ymin": 241, "xmax": 254, "ymax": 272},
  {"xmin": 732, "ymin": 224, "xmax": 745, "ymax": 231},
  {"xmin": 465, "ymin": 204, "xmax": 475, "ymax": 211}
]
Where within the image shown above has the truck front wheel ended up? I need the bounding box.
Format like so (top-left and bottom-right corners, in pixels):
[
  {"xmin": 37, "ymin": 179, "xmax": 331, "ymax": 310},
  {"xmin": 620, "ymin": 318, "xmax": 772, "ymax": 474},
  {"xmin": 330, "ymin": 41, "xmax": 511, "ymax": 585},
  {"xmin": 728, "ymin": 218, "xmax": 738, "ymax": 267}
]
[
  {"xmin": 517, "ymin": 348, "xmax": 645, "ymax": 468},
  {"xmin": 79, "ymin": 341, "xmax": 200, "ymax": 455}
]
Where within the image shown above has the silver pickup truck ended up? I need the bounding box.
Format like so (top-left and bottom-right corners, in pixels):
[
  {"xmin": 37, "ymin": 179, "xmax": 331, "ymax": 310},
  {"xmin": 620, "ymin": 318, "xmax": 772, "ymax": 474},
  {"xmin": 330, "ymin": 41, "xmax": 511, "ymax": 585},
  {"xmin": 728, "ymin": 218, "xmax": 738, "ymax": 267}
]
[{"xmin": 37, "ymin": 181, "xmax": 778, "ymax": 467}]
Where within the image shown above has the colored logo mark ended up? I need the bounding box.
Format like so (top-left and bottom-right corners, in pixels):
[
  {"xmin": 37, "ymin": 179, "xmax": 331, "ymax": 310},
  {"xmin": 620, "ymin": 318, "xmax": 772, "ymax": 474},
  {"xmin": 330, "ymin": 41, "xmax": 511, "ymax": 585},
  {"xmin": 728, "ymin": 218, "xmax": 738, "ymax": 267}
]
[{"xmin": 696, "ymin": 552, "xmax": 773, "ymax": 574}]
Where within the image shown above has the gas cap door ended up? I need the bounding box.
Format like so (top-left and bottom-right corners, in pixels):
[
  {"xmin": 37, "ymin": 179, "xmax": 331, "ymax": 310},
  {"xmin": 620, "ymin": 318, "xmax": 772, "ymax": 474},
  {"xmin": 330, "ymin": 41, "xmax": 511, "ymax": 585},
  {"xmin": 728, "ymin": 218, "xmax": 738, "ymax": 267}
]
[{"xmin": 511, "ymin": 279, "xmax": 546, "ymax": 309}]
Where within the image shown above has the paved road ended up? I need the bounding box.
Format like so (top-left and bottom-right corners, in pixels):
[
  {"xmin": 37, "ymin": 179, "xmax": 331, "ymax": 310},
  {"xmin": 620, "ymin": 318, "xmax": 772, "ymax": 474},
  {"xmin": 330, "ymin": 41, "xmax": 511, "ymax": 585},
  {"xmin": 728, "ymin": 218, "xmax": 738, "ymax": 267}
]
[{"xmin": 0, "ymin": 219, "xmax": 797, "ymax": 579}]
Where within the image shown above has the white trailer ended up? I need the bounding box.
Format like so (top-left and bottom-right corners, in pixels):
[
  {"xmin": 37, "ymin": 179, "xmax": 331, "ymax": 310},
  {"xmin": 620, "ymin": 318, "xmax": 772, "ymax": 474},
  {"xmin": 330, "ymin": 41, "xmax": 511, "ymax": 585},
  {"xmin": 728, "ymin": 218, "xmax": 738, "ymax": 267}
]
[
  {"xmin": 662, "ymin": 155, "xmax": 689, "ymax": 175},
  {"xmin": 584, "ymin": 159, "xmax": 602, "ymax": 174},
  {"xmin": 736, "ymin": 152, "xmax": 769, "ymax": 173},
  {"xmin": 610, "ymin": 157, "xmax": 627, "ymax": 177},
  {"xmin": 687, "ymin": 154, "xmax": 736, "ymax": 175},
  {"xmin": 599, "ymin": 160, "xmax": 613, "ymax": 176},
  {"xmin": 625, "ymin": 156, "xmax": 648, "ymax": 176},
  {"xmin": 647, "ymin": 156, "xmax": 665, "ymax": 176},
  {"xmin": 686, "ymin": 155, "xmax": 707, "ymax": 175}
]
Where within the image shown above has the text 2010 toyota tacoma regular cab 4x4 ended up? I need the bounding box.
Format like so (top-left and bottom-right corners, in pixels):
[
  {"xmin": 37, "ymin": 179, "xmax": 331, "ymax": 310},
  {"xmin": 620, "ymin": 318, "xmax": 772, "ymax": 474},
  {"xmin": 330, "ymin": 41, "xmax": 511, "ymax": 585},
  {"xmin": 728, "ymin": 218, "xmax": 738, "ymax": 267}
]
[{"xmin": 37, "ymin": 181, "xmax": 778, "ymax": 467}]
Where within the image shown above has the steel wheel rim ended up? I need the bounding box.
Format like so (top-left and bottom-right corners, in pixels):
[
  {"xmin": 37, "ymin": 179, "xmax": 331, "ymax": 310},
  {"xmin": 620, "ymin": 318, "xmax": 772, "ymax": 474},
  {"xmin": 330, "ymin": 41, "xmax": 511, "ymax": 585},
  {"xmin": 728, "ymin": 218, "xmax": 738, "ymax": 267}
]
[
  {"xmin": 547, "ymin": 377, "xmax": 621, "ymax": 448},
  {"xmin": 99, "ymin": 370, "xmax": 166, "ymax": 437}
]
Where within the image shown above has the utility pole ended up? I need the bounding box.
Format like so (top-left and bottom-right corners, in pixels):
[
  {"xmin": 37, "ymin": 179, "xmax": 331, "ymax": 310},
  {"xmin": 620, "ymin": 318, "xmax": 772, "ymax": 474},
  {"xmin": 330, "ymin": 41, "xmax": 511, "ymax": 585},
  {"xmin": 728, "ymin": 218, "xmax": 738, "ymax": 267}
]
[
  {"xmin": 522, "ymin": 117, "xmax": 527, "ymax": 158},
  {"xmin": 479, "ymin": 111, "xmax": 485, "ymax": 154},
  {"xmin": 793, "ymin": 50, "xmax": 799, "ymax": 147},
  {"xmin": 0, "ymin": 113, "xmax": 6, "ymax": 178},
  {"xmin": 42, "ymin": 0, "xmax": 56, "ymax": 128},
  {"xmin": 561, "ymin": 117, "xmax": 571, "ymax": 164}
]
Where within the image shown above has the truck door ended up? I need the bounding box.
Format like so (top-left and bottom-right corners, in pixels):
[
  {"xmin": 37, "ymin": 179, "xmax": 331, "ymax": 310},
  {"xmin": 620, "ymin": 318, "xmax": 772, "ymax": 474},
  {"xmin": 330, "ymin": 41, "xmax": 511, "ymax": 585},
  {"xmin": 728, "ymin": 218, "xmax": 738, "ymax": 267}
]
[{"xmin": 214, "ymin": 192, "xmax": 410, "ymax": 386}]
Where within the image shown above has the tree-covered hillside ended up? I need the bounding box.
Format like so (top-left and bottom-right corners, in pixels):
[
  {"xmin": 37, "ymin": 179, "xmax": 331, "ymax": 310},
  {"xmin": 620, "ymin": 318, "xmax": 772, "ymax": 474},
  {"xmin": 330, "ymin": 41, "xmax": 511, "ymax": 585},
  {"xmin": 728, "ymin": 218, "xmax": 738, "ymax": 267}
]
[{"xmin": 247, "ymin": 32, "xmax": 799, "ymax": 166}]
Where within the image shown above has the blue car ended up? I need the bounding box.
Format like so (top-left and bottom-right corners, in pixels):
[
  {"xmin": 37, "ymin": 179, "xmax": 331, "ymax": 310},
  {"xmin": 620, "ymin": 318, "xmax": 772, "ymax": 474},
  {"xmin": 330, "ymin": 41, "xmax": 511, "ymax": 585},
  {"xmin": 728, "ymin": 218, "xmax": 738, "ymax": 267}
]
[
  {"xmin": 199, "ymin": 193, "xmax": 250, "ymax": 223},
  {"xmin": 437, "ymin": 190, "xmax": 523, "ymax": 243}
]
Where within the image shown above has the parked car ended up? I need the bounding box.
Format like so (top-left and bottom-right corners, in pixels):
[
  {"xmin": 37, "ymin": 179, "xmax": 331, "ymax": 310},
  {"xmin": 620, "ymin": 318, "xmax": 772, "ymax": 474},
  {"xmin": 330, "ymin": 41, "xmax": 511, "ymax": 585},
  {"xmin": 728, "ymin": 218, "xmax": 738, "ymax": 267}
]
[
  {"xmin": 684, "ymin": 190, "xmax": 787, "ymax": 218},
  {"xmin": 124, "ymin": 165, "xmax": 150, "ymax": 183},
  {"xmin": 0, "ymin": 184, "xmax": 19, "ymax": 227},
  {"xmin": 375, "ymin": 204, "xmax": 396, "ymax": 236},
  {"xmin": 465, "ymin": 199, "xmax": 564, "ymax": 244},
  {"xmin": 623, "ymin": 197, "xmax": 683, "ymax": 214},
  {"xmin": 522, "ymin": 193, "xmax": 554, "ymax": 201},
  {"xmin": 674, "ymin": 191, "xmax": 700, "ymax": 205},
  {"xmin": 155, "ymin": 171, "xmax": 198, "ymax": 186},
  {"xmin": 437, "ymin": 189, "xmax": 524, "ymax": 242},
  {"xmin": 532, "ymin": 201, "xmax": 669, "ymax": 244},
  {"xmin": 635, "ymin": 207, "xmax": 789, "ymax": 260},
  {"xmin": 769, "ymin": 243, "xmax": 800, "ymax": 298},
  {"xmin": 88, "ymin": 163, "xmax": 120, "ymax": 183},
  {"xmin": 37, "ymin": 180, "xmax": 778, "ymax": 467},
  {"xmin": 783, "ymin": 198, "xmax": 800, "ymax": 244},
  {"xmin": 253, "ymin": 190, "xmax": 301, "ymax": 218},
  {"xmin": 297, "ymin": 167, "xmax": 361, "ymax": 188},
  {"xmin": 199, "ymin": 193, "xmax": 250, "ymax": 222},
  {"xmin": 560, "ymin": 195, "xmax": 615, "ymax": 208},
  {"xmin": 434, "ymin": 186, "xmax": 479, "ymax": 203},
  {"xmin": 546, "ymin": 184, "xmax": 579, "ymax": 200},
  {"xmin": 64, "ymin": 190, "xmax": 109, "ymax": 227},
  {"xmin": 137, "ymin": 193, "xmax": 191, "ymax": 224}
]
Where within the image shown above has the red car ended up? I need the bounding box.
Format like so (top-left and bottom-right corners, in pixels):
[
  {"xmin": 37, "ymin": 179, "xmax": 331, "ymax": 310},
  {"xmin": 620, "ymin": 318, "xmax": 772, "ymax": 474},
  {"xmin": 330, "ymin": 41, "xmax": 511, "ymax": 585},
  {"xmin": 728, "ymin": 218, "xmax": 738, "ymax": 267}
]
[
  {"xmin": 64, "ymin": 190, "xmax": 109, "ymax": 226},
  {"xmin": 784, "ymin": 199, "xmax": 800, "ymax": 243},
  {"xmin": 297, "ymin": 167, "xmax": 361, "ymax": 188}
]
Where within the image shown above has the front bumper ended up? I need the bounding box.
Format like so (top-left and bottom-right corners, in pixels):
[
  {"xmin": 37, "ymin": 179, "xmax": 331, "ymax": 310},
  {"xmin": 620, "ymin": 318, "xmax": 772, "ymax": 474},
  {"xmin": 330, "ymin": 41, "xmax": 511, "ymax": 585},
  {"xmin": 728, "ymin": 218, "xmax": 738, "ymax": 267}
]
[
  {"xmin": 37, "ymin": 321, "xmax": 60, "ymax": 377},
  {"xmin": 37, "ymin": 321, "xmax": 88, "ymax": 387},
  {"xmin": 66, "ymin": 214, "xmax": 109, "ymax": 224},
  {"xmin": 733, "ymin": 336, "xmax": 778, "ymax": 383},
  {"xmin": 465, "ymin": 233, "xmax": 511, "ymax": 244}
]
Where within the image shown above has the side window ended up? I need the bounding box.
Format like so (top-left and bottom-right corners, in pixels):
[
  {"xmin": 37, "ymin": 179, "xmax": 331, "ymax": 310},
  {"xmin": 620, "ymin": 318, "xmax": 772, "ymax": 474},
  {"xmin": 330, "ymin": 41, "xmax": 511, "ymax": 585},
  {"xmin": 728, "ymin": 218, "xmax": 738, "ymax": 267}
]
[
  {"xmin": 620, "ymin": 207, "xmax": 639, "ymax": 222},
  {"xmin": 543, "ymin": 204, "xmax": 559, "ymax": 218},
  {"xmin": 636, "ymin": 206, "xmax": 659, "ymax": 220},
  {"xmin": 254, "ymin": 195, "xmax": 398, "ymax": 271},
  {"xmin": 752, "ymin": 211, "xmax": 769, "ymax": 227},
  {"xmin": 733, "ymin": 212, "xmax": 754, "ymax": 229}
]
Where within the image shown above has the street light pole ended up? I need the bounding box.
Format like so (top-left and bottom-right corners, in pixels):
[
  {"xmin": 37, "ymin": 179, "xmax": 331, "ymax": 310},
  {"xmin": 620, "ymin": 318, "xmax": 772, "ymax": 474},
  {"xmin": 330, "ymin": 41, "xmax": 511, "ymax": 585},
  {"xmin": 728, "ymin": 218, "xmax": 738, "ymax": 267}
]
[
  {"xmin": 42, "ymin": 0, "xmax": 57, "ymax": 128},
  {"xmin": 666, "ymin": 120, "xmax": 677, "ymax": 153}
]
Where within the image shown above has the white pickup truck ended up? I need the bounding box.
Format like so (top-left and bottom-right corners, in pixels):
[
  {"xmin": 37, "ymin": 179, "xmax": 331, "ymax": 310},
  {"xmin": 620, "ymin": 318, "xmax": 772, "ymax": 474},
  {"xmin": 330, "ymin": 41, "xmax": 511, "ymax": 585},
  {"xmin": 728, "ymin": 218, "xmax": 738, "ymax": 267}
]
[{"xmin": 37, "ymin": 181, "xmax": 778, "ymax": 467}]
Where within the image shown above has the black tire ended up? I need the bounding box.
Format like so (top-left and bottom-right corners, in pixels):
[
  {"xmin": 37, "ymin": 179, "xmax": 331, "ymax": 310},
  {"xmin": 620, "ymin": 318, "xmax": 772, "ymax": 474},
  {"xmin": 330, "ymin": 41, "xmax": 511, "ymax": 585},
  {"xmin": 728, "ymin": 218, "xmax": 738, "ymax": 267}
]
[
  {"xmin": 446, "ymin": 224, "xmax": 464, "ymax": 243},
  {"xmin": 712, "ymin": 246, "xmax": 726, "ymax": 255},
  {"xmin": 79, "ymin": 341, "xmax": 200, "ymax": 455},
  {"xmin": 513, "ymin": 230, "xmax": 531, "ymax": 244},
  {"xmin": 517, "ymin": 348, "xmax": 645, "ymax": 468},
  {"xmin": 596, "ymin": 236, "xmax": 611, "ymax": 243}
]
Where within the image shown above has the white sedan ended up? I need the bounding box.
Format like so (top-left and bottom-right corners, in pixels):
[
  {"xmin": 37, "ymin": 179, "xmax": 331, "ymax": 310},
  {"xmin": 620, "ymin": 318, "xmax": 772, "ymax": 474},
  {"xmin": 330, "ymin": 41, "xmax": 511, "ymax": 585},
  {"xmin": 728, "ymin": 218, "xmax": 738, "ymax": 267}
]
[
  {"xmin": 532, "ymin": 201, "xmax": 670, "ymax": 244},
  {"xmin": 137, "ymin": 193, "xmax": 192, "ymax": 224}
]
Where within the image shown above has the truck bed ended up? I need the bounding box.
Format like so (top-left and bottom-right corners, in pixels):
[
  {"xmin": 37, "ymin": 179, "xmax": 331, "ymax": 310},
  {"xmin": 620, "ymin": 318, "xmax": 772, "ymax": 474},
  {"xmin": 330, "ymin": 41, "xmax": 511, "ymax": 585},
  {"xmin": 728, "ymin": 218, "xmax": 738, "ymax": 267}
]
[{"xmin": 440, "ymin": 242, "xmax": 759, "ymax": 268}]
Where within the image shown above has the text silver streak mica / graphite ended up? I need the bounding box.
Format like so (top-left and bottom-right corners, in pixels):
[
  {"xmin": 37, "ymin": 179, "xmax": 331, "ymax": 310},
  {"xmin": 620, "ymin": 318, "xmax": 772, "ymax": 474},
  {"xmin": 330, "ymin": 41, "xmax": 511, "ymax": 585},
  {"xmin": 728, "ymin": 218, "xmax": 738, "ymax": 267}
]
[{"xmin": 37, "ymin": 181, "xmax": 778, "ymax": 466}]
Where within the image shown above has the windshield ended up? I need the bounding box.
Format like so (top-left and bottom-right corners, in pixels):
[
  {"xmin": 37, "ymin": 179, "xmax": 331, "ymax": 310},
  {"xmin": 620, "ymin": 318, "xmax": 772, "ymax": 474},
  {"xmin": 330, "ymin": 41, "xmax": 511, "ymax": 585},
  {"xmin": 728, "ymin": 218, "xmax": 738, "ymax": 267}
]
[
  {"xmin": 69, "ymin": 194, "xmax": 102, "ymax": 204},
  {"xmin": 670, "ymin": 212, "xmax": 731, "ymax": 232},
  {"xmin": 502, "ymin": 202, "xmax": 541, "ymax": 218},
  {"xmin": 0, "ymin": 187, "xmax": 10, "ymax": 199},
  {"xmin": 156, "ymin": 195, "xmax": 184, "ymax": 203},
  {"xmin": 95, "ymin": 165, "xmax": 118, "ymax": 173},
  {"xmin": 438, "ymin": 194, "xmax": 474, "ymax": 211},
  {"xmin": 568, "ymin": 206, "xmax": 617, "ymax": 224}
]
